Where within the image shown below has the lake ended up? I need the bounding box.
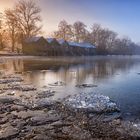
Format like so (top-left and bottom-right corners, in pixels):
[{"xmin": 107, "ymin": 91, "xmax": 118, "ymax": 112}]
[{"xmin": 0, "ymin": 56, "xmax": 140, "ymax": 121}]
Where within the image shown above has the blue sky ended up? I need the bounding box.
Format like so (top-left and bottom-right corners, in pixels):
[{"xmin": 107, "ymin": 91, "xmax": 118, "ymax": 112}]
[
  {"xmin": 0, "ymin": 0, "xmax": 140, "ymax": 42},
  {"xmin": 39, "ymin": 0, "xmax": 140, "ymax": 42}
]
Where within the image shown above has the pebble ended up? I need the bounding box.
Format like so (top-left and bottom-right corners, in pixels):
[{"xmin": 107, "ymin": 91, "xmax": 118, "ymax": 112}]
[{"xmin": 0, "ymin": 73, "xmax": 139, "ymax": 140}]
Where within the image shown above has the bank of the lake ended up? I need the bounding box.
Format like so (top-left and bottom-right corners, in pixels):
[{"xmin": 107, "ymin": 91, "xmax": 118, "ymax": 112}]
[{"xmin": 0, "ymin": 56, "xmax": 140, "ymax": 139}]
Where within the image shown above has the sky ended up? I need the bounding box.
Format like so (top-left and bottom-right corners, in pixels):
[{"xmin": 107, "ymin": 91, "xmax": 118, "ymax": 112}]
[{"xmin": 0, "ymin": 0, "xmax": 140, "ymax": 42}]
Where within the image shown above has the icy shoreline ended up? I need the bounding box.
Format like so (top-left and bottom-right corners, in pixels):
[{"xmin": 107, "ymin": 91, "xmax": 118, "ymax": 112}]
[
  {"xmin": 63, "ymin": 92, "xmax": 119, "ymax": 113},
  {"xmin": 0, "ymin": 72, "xmax": 140, "ymax": 139}
]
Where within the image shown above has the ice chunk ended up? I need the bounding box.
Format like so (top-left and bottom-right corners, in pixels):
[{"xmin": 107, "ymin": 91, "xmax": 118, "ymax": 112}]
[
  {"xmin": 133, "ymin": 123, "xmax": 140, "ymax": 129},
  {"xmin": 63, "ymin": 93, "xmax": 119, "ymax": 113}
]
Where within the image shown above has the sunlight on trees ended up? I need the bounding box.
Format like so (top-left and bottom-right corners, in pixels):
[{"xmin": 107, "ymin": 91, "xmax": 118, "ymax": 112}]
[
  {"xmin": 0, "ymin": 0, "xmax": 42, "ymax": 52},
  {"xmin": 53, "ymin": 20, "xmax": 138, "ymax": 55},
  {"xmin": 0, "ymin": 0, "xmax": 139, "ymax": 55},
  {"xmin": 14, "ymin": 0, "xmax": 42, "ymax": 39}
]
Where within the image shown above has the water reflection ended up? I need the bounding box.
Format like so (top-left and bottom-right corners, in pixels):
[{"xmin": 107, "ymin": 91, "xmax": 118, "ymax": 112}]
[
  {"xmin": 0, "ymin": 56, "xmax": 140, "ymax": 119},
  {"xmin": 0, "ymin": 56, "xmax": 139, "ymax": 84}
]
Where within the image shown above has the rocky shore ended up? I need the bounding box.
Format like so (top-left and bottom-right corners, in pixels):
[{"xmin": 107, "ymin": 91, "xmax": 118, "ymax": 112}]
[{"xmin": 0, "ymin": 71, "xmax": 140, "ymax": 140}]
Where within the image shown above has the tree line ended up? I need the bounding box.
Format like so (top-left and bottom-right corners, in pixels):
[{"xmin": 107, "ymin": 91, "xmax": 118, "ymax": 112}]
[
  {"xmin": 53, "ymin": 20, "xmax": 139, "ymax": 55},
  {"xmin": 0, "ymin": 0, "xmax": 42, "ymax": 52},
  {"xmin": 0, "ymin": 0, "xmax": 139, "ymax": 55}
]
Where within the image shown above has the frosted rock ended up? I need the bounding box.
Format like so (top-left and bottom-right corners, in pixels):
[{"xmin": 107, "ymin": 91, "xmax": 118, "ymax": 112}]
[
  {"xmin": 33, "ymin": 98, "xmax": 56, "ymax": 109},
  {"xmin": 37, "ymin": 90, "xmax": 55, "ymax": 98},
  {"xmin": 8, "ymin": 83, "xmax": 36, "ymax": 91},
  {"xmin": 133, "ymin": 123, "xmax": 140, "ymax": 129},
  {"xmin": 7, "ymin": 91, "xmax": 15, "ymax": 96},
  {"xmin": 0, "ymin": 77, "xmax": 23, "ymax": 84},
  {"xmin": 63, "ymin": 93, "xmax": 119, "ymax": 113}
]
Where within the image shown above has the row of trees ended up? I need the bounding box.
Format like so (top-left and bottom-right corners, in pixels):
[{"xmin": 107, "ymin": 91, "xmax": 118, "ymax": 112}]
[
  {"xmin": 0, "ymin": 0, "xmax": 139, "ymax": 55},
  {"xmin": 0, "ymin": 0, "xmax": 42, "ymax": 52},
  {"xmin": 53, "ymin": 20, "xmax": 139, "ymax": 55}
]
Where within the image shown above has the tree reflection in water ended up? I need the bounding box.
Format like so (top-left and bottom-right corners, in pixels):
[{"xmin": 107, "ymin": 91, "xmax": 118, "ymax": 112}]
[
  {"xmin": 0, "ymin": 56, "xmax": 138, "ymax": 84},
  {"xmin": 1, "ymin": 56, "xmax": 140, "ymax": 119}
]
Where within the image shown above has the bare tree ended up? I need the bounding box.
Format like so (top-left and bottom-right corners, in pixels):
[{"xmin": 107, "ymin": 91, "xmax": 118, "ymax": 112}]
[
  {"xmin": 54, "ymin": 20, "xmax": 73, "ymax": 40},
  {"xmin": 91, "ymin": 24, "xmax": 108, "ymax": 54},
  {"xmin": 0, "ymin": 13, "xmax": 2, "ymax": 49},
  {"xmin": 14, "ymin": 0, "xmax": 42, "ymax": 40},
  {"xmin": 53, "ymin": 20, "xmax": 135, "ymax": 55},
  {"xmin": 106, "ymin": 30, "xmax": 117, "ymax": 51},
  {"xmin": 5, "ymin": 9, "xmax": 18, "ymax": 52},
  {"xmin": 73, "ymin": 21, "xmax": 87, "ymax": 42},
  {"xmin": 0, "ymin": 13, "xmax": 2, "ymax": 29},
  {"xmin": 90, "ymin": 23, "xmax": 101, "ymax": 45},
  {"xmin": 0, "ymin": 13, "xmax": 6, "ymax": 50},
  {"xmin": 91, "ymin": 24, "xmax": 118, "ymax": 54}
]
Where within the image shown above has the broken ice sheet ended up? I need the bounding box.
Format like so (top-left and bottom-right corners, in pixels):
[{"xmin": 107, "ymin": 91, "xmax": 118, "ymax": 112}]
[{"xmin": 63, "ymin": 92, "xmax": 119, "ymax": 113}]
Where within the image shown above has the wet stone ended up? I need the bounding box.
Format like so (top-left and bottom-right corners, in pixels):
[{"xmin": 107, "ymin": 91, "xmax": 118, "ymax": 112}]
[
  {"xmin": 10, "ymin": 105, "xmax": 25, "ymax": 112},
  {"xmin": 0, "ymin": 125, "xmax": 19, "ymax": 139},
  {"xmin": 0, "ymin": 96, "xmax": 19, "ymax": 104},
  {"xmin": 50, "ymin": 121, "xmax": 72, "ymax": 128},
  {"xmin": 0, "ymin": 90, "xmax": 4, "ymax": 94},
  {"xmin": 103, "ymin": 112, "xmax": 121, "ymax": 122},
  {"xmin": 111, "ymin": 119, "xmax": 121, "ymax": 125},
  {"xmin": 36, "ymin": 90, "xmax": 55, "ymax": 98},
  {"xmin": 0, "ymin": 104, "xmax": 11, "ymax": 114},
  {"xmin": 0, "ymin": 117, "xmax": 8, "ymax": 125},
  {"xmin": 76, "ymin": 84, "xmax": 98, "ymax": 88},
  {"xmin": 0, "ymin": 76, "xmax": 23, "ymax": 84},
  {"xmin": 7, "ymin": 113, "xmax": 19, "ymax": 120},
  {"xmin": 34, "ymin": 98, "xmax": 56, "ymax": 109},
  {"xmin": 10, "ymin": 119, "xmax": 27, "ymax": 129},
  {"xmin": 121, "ymin": 121, "xmax": 140, "ymax": 137},
  {"xmin": 7, "ymin": 91, "xmax": 16, "ymax": 96},
  {"xmin": 0, "ymin": 72, "xmax": 139, "ymax": 140},
  {"xmin": 30, "ymin": 116, "xmax": 60, "ymax": 126},
  {"xmin": 48, "ymin": 81, "xmax": 66, "ymax": 86},
  {"xmin": 8, "ymin": 83, "xmax": 37, "ymax": 91},
  {"xmin": 33, "ymin": 134, "xmax": 51, "ymax": 140},
  {"xmin": 15, "ymin": 71, "xmax": 23, "ymax": 74}
]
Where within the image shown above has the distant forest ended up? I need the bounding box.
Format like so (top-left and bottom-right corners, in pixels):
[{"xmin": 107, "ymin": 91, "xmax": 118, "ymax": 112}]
[{"xmin": 0, "ymin": 0, "xmax": 140, "ymax": 55}]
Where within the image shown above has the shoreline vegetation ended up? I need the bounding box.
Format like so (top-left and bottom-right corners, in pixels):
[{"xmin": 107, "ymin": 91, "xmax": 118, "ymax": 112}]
[{"xmin": 0, "ymin": 0, "xmax": 140, "ymax": 56}]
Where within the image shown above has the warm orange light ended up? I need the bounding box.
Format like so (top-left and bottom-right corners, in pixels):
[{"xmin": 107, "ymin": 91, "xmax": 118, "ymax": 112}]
[{"xmin": 0, "ymin": 0, "xmax": 14, "ymax": 12}]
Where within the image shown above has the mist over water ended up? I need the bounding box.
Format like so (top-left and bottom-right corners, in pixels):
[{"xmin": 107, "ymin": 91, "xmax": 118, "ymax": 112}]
[{"xmin": 1, "ymin": 56, "xmax": 140, "ymax": 120}]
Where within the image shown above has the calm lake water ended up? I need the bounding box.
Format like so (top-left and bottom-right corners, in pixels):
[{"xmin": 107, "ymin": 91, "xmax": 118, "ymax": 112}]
[{"xmin": 0, "ymin": 56, "xmax": 140, "ymax": 120}]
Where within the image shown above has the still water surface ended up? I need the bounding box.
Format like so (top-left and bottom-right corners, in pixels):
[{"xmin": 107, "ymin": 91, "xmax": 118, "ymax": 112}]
[{"xmin": 0, "ymin": 56, "xmax": 140, "ymax": 120}]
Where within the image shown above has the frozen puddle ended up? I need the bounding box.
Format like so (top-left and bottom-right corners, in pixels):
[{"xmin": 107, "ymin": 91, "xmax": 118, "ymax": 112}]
[{"xmin": 63, "ymin": 93, "xmax": 119, "ymax": 113}]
